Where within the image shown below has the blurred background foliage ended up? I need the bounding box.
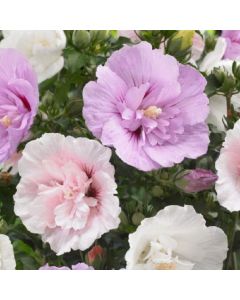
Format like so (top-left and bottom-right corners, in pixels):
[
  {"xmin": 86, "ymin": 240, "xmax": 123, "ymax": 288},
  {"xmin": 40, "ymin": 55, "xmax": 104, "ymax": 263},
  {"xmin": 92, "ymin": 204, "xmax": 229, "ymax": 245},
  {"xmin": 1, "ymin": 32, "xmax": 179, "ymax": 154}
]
[{"xmin": 0, "ymin": 30, "xmax": 240, "ymax": 270}]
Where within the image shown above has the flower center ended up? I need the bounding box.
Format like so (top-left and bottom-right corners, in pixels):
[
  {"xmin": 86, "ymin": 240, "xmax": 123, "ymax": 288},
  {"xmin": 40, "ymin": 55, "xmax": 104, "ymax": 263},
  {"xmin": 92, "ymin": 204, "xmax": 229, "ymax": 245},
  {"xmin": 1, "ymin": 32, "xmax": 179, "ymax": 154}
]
[
  {"xmin": 39, "ymin": 39, "xmax": 50, "ymax": 47},
  {"xmin": 0, "ymin": 116, "xmax": 12, "ymax": 128},
  {"xmin": 154, "ymin": 262, "xmax": 176, "ymax": 270},
  {"xmin": 64, "ymin": 186, "xmax": 80, "ymax": 200},
  {"xmin": 143, "ymin": 106, "xmax": 162, "ymax": 119},
  {"xmin": 139, "ymin": 238, "xmax": 194, "ymax": 270}
]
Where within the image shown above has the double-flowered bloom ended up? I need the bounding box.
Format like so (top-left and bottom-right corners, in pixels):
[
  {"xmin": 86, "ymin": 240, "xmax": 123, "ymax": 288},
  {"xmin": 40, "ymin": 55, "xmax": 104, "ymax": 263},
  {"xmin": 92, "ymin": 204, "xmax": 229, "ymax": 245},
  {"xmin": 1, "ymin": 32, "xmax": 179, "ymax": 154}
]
[
  {"xmin": 14, "ymin": 133, "xmax": 121, "ymax": 255},
  {"xmin": 0, "ymin": 49, "xmax": 39, "ymax": 164},
  {"xmin": 222, "ymin": 30, "xmax": 240, "ymax": 60},
  {"xmin": 83, "ymin": 42, "xmax": 209, "ymax": 171},
  {"xmin": 216, "ymin": 120, "xmax": 240, "ymax": 211},
  {"xmin": 125, "ymin": 205, "xmax": 228, "ymax": 270}
]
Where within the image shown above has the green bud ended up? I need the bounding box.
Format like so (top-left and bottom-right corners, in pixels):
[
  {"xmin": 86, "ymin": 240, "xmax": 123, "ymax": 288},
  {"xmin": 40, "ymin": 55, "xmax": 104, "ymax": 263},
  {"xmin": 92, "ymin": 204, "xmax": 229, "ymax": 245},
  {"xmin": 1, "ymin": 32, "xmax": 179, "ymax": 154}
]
[
  {"xmin": 72, "ymin": 30, "xmax": 91, "ymax": 49},
  {"xmin": 90, "ymin": 30, "xmax": 109, "ymax": 43},
  {"xmin": 232, "ymin": 61, "xmax": 240, "ymax": 79},
  {"xmin": 196, "ymin": 156, "xmax": 213, "ymax": 169},
  {"xmin": 132, "ymin": 212, "xmax": 145, "ymax": 226},
  {"xmin": 66, "ymin": 100, "xmax": 82, "ymax": 117},
  {"xmin": 220, "ymin": 75, "xmax": 236, "ymax": 93},
  {"xmin": 151, "ymin": 185, "xmax": 164, "ymax": 197},
  {"xmin": 212, "ymin": 66, "xmax": 237, "ymax": 94},
  {"xmin": 167, "ymin": 37, "xmax": 182, "ymax": 54},
  {"xmin": 0, "ymin": 218, "xmax": 8, "ymax": 233},
  {"xmin": 166, "ymin": 35, "xmax": 191, "ymax": 63},
  {"xmin": 173, "ymin": 30, "xmax": 195, "ymax": 50},
  {"xmin": 205, "ymin": 34, "xmax": 217, "ymax": 52},
  {"xmin": 206, "ymin": 30, "xmax": 216, "ymax": 37},
  {"xmin": 212, "ymin": 67, "xmax": 225, "ymax": 84},
  {"xmin": 119, "ymin": 211, "xmax": 128, "ymax": 225},
  {"xmin": 160, "ymin": 171, "xmax": 169, "ymax": 180}
]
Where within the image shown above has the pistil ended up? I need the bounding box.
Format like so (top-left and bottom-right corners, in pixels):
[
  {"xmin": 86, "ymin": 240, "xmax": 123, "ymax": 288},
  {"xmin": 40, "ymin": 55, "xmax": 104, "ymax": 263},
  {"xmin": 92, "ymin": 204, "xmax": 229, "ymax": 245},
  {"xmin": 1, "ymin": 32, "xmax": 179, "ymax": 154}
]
[
  {"xmin": 143, "ymin": 106, "xmax": 162, "ymax": 119},
  {"xmin": 0, "ymin": 116, "xmax": 12, "ymax": 128}
]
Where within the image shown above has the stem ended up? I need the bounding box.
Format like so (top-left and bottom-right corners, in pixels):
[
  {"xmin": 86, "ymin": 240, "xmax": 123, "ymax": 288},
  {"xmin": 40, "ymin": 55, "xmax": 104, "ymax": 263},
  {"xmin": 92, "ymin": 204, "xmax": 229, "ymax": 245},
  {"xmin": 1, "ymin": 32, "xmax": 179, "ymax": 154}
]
[
  {"xmin": 233, "ymin": 213, "xmax": 239, "ymax": 270},
  {"xmin": 226, "ymin": 212, "xmax": 239, "ymax": 269},
  {"xmin": 233, "ymin": 252, "xmax": 238, "ymax": 270},
  {"xmin": 226, "ymin": 94, "xmax": 232, "ymax": 118}
]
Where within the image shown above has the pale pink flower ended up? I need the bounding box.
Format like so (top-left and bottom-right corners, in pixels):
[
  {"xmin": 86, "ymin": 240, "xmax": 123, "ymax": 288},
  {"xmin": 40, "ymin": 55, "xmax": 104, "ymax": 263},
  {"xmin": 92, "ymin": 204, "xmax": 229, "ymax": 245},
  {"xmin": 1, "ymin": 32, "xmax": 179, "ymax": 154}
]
[
  {"xmin": 216, "ymin": 120, "xmax": 240, "ymax": 211},
  {"xmin": 14, "ymin": 133, "xmax": 121, "ymax": 255}
]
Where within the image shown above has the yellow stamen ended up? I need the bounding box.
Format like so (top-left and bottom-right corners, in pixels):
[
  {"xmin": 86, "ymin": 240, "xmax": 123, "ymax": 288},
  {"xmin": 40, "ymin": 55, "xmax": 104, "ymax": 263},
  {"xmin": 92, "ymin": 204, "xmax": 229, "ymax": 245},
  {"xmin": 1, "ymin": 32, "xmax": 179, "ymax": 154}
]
[
  {"xmin": 143, "ymin": 106, "xmax": 162, "ymax": 119},
  {"xmin": 0, "ymin": 116, "xmax": 12, "ymax": 128},
  {"xmin": 154, "ymin": 262, "xmax": 176, "ymax": 270},
  {"xmin": 40, "ymin": 39, "xmax": 50, "ymax": 47},
  {"xmin": 64, "ymin": 189, "xmax": 75, "ymax": 199}
]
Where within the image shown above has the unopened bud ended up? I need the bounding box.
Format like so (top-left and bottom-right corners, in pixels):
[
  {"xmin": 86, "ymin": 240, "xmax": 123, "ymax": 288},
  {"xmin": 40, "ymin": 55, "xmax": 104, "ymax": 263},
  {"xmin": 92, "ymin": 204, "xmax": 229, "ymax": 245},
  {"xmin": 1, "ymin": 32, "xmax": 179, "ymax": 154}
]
[
  {"xmin": 90, "ymin": 30, "xmax": 109, "ymax": 43},
  {"xmin": 72, "ymin": 30, "xmax": 91, "ymax": 49},
  {"xmin": 173, "ymin": 30, "xmax": 195, "ymax": 50},
  {"xmin": 87, "ymin": 245, "xmax": 104, "ymax": 265},
  {"xmin": 132, "ymin": 212, "xmax": 145, "ymax": 226},
  {"xmin": 175, "ymin": 168, "xmax": 218, "ymax": 193}
]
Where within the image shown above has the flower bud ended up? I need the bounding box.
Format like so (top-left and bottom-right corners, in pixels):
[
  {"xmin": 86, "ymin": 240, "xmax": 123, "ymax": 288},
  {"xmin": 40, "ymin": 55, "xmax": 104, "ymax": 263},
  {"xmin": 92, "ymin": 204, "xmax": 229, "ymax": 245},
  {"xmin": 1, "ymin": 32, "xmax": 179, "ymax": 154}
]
[
  {"xmin": 175, "ymin": 168, "xmax": 218, "ymax": 193},
  {"xmin": 173, "ymin": 30, "xmax": 195, "ymax": 50},
  {"xmin": 220, "ymin": 74, "xmax": 236, "ymax": 94},
  {"xmin": 205, "ymin": 33, "xmax": 217, "ymax": 52},
  {"xmin": 72, "ymin": 30, "xmax": 91, "ymax": 49},
  {"xmin": 212, "ymin": 67, "xmax": 237, "ymax": 94},
  {"xmin": 0, "ymin": 218, "xmax": 8, "ymax": 233},
  {"xmin": 232, "ymin": 61, "xmax": 240, "ymax": 79},
  {"xmin": 86, "ymin": 245, "xmax": 105, "ymax": 266},
  {"xmin": 66, "ymin": 100, "xmax": 82, "ymax": 117},
  {"xmin": 119, "ymin": 211, "xmax": 128, "ymax": 225},
  {"xmin": 132, "ymin": 212, "xmax": 145, "ymax": 226},
  {"xmin": 212, "ymin": 67, "xmax": 225, "ymax": 84},
  {"xmin": 151, "ymin": 185, "xmax": 164, "ymax": 197},
  {"xmin": 90, "ymin": 30, "xmax": 109, "ymax": 43},
  {"xmin": 166, "ymin": 33, "xmax": 192, "ymax": 63}
]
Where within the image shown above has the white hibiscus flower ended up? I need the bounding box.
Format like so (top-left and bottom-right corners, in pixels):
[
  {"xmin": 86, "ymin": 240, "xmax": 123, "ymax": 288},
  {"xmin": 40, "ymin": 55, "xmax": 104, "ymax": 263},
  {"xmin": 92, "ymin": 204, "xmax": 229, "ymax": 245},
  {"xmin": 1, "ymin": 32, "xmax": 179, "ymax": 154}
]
[
  {"xmin": 0, "ymin": 30, "xmax": 66, "ymax": 83},
  {"xmin": 0, "ymin": 234, "xmax": 16, "ymax": 270},
  {"xmin": 125, "ymin": 205, "xmax": 228, "ymax": 270}
]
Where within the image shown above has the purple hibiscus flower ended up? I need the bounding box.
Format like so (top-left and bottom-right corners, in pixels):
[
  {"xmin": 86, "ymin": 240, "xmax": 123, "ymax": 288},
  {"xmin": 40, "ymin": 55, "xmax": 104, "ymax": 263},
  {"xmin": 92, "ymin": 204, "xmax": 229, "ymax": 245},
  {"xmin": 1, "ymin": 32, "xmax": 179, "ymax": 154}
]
[
  {"xmin": 222, "ymin": 30, "xmax": 240, "ymax": 60},
  {"xmin": 83, "ymin": 42, "xmax": 209, "ymax": 171},
  {"xmin": 0, "ymin": 48, "xmax": 39, "ymax": 163}
]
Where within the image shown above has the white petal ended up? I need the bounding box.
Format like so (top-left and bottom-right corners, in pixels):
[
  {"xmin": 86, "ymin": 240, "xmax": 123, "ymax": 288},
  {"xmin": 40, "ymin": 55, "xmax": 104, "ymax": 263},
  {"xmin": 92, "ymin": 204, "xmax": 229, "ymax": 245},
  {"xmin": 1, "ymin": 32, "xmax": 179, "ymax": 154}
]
[
  {"xmin": 200, "ymin": 37, "xmax": 227, "ymax": 73},
  {"xmin": 126, "ymin": 205, "xmax": 228, "ymax": 270},
  {"xmin": 0, "ymin": 234, "xmax": 16, "ymax": 270}
]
